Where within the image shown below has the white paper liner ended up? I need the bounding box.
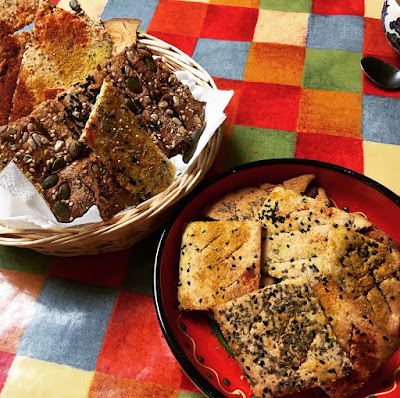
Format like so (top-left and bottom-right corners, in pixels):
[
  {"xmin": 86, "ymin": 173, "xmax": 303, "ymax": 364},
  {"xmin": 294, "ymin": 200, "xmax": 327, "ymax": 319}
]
[{"xmin": 0, "ymin": 72, "xmax": 233, "ymax": 229}]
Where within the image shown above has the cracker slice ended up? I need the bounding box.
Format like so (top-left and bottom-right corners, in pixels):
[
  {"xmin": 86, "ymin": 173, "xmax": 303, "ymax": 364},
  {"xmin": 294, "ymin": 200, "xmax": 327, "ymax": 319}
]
[
  {"xmin": 10, "ymin": 0, "xmax": 113, "ymax": 121},
  {"xmin": 81, "ymin": 80, "xmax": 175, "ymax": 200},
  {"xmin": 313, "ymin": 277, "xmax": 400, "ymax": 398},
  {"xmin": 0, "ymin": 0, "xmax": 37, "ymax": 37},
  {"xmin": 103, "ymin": 18, "xmax": 141, "ymax": 55},
  {"xmin": 282, "ymin": 174, "xmax": 315, "ymax": 194},
  {"xmin": 202, "ymin": 187, "xmax": 268, "ymax": 221},
  {"xmin": 178, "ymin": 220, "xmax": 261, "ymax": 310},
  {"xmin": 0, "ymin": 32, "xmax": 29, "ymax": 125},
  {"xmin": 214, "ymin": 278, "xmax": 351, "ymax": 398}
]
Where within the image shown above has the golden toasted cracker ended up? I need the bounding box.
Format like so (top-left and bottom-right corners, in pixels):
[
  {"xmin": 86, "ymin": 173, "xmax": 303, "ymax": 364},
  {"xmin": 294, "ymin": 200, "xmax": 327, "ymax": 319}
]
[
  {"xmin": 282, "ymin": 174, "xmax": 315, "ymax": 194},
  {"xmin": 178, "ymin": 220, "xmax": 261, "ymax": 310},
  {"xmin": 313, "ymin": 277, "xmax": 400, "ymax": 398},
  {"xmin": 81, "ymin": 80, "xmax": 175, "ymax": 200},
  {"xmin": 203, "ymin": 187, "xmax": 268, "ymax": 221},
  {"xmin": 10, "ymin": 0, "xmax": 113, "ymax": 121}
]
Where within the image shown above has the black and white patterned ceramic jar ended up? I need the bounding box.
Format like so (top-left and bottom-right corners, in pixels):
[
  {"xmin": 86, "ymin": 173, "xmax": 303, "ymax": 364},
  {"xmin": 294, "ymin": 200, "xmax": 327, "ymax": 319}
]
[{"xmin": 382, "ymin": 0, "xmax": 400, "ymax": 53}]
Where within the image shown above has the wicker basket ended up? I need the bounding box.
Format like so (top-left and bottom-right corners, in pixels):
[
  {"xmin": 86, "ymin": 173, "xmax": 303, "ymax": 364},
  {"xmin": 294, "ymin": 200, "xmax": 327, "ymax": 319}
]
[{"xmin": 0, "ymin": 33, "xmax": 223, "ymax": 256}]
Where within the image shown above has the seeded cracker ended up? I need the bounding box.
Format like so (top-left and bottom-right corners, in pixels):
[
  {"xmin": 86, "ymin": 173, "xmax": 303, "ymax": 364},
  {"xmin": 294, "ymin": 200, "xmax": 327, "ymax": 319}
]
[
  {"xmin": 178, "ymin": 221, "xmax": 262, "ymax": 310},
  {"xmin": 202, "ymin": 187, "xmax": 269, "ymax": 221},
  {"xmin": 313, "ymin": 277, "xmax": 400, "ymax": 398},
  {"xmin": 0, "ymin": 0, "xmax": 37, "ymax": 37},
  {"xmin": 0, "ymin": 32, "xmax": 29, "ymax": 125},
  {"xmin": 104, "ymin": 44, "xmax": 206, "ymax": 157},
  {"xmin": 103, "ymin": 18, "xmax": 141, "ymax": 55},
  {"xmin": 10, "ymin": 0, "xmax": 113, "ymax": 121},
  {"xmin": 213, "ymin": 278, "xmax": 352, "ymax": 398},
  {"xmin": 81, "ymin": 80, "xmax": 175, "ymax": 200}
]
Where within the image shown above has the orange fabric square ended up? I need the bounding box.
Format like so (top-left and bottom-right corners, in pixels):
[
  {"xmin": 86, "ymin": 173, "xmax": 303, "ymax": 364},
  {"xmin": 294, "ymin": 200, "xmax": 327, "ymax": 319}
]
[
  {"xmin": 296, "ymin": 88, "xmax": 362, "ymax": 138},
  {"xmin": 96, "ymin": 291, "xmax": 182, "ymax": 388},
  {"xmin": 0, "ymin": 270, "xmax": 45, "ymax": 353},
  {"xmin": 147, "ymin": 0, "xmax": 208, "ymax": 36},
  {"xmin": 244, "ymin": 42, "xmax": 305, "ymax": 86},
  {"xmin": 89, "ymin": 372, "xmax": 179, "ymax": 398},
  {"xmin": 364, "ymin": 17, "xmax": 398, "ymax": 58}
]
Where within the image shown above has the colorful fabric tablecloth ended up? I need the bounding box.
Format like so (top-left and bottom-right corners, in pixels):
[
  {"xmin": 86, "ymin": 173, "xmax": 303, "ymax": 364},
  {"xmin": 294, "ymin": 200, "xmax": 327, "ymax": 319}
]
[{"xmin": 1, "ymin": 0, "xmax": 400, "ymax": 397}]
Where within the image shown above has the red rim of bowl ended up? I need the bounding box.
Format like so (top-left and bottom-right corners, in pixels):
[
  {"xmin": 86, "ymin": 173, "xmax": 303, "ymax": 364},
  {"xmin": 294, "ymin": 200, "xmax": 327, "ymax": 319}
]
[{"xmin": 153, "ymin": 158, "xmax": 400, "ymax": 398}]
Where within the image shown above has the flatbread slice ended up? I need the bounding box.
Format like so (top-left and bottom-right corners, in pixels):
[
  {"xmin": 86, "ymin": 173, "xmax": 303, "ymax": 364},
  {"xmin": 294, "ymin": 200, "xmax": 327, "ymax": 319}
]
[
  {"xmin": 313, "ymin": 277, "xmax": 400, "ymax": 398},
  {"xmin": 178, "ymin": 220, "xmax": 261, "ymax": 310},
  {"xmin": 103, "ymin": 18, "xmax": 141, "ymax": 55},
  {"xmin": 81, "ymin": 80, "xmax": 175, "ymax": 200},
  {"xmin": 214, "ymin": 278, "xmax": 351, "ymax": 398},
  {"xmin": 258, "ymin": 187, "xmax": 372, "ymax": 236},
  {"xmin": 0, "ymin": 32, "xmax": 29, "ymax": 125},
  {"xmin": 282, "ymin": 174, "xmax": 314, "ymax": 194},
  {"xmin": 10, "ymin": 0, "xmax": 113, "ymax": 121},
  {"xmin": 0, "ymin": 0, "xmax": 37, "ymax": 37},
  {"xmin": 203, "ymin": 187, "xmax": 269, "ymax": 221}
]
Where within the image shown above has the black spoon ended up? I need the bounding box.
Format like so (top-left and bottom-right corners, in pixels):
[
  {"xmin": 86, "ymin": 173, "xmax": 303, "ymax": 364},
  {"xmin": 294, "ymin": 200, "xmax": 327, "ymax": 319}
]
[{"xmin": 361, "ymin": 56, "xmax": 400, "ymax": 90}]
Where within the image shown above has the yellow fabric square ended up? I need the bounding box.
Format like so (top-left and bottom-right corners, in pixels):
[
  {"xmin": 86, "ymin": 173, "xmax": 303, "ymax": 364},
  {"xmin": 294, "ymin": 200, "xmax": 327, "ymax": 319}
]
[
  {"xmin": 253, "ymin": 9, "xmax": 309, "ymax": 46},
  {"xmin": 364, "ymin": 0, "xmax": 383, "ymax": 19},
  {"xmin": 1, "ymin": 356, "xmax": 93, "ymax": 398},
  {"xmin": 363, "ymin": 141, "xmax": 400, "ymax": 195}
]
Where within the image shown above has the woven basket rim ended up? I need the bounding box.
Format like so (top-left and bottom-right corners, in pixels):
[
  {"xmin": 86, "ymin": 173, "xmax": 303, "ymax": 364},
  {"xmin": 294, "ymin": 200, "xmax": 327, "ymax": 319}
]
[{"xmin": 0, "ymin": 33, "xmax": 223, "ymax": 255}]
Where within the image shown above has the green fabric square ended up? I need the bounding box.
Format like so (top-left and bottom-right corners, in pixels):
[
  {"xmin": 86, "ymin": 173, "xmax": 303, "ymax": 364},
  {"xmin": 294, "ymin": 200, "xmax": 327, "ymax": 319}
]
[
  {"xmin": 178, "ymin": 392, "xmax": 205, "ymax": 398},
  {"xmin": 302, "ymin": 48, "xmax": 362, "ymax": 92},
  {"xmin": 259, "ymin": 0, "xmax": 312, "ymax": 12},
  {"xmin": 123, "ymin": 231, "xmax": 163, "ymax": 295},
  {"xmin": 226, "ymin": 126, "xmax": 296, "ymax": 169},
  {"xmin": 0, "ymin": 246, "xmax": 52, "ymax": 274}
]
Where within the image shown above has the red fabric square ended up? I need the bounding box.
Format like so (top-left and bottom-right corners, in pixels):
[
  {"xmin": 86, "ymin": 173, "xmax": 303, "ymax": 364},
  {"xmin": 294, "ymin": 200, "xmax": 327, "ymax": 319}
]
[
  {"xmin": 312, "ymin": 0, "xmax": 364, "ymax": 16},
  {"xmin": 295, "ymin": 133, "xmax": 364, "ymax": 173},
  {"xmin": 148, "ymin": 0, "xmax": 208, "ymax": 37},
  {"xmin": 236, "ymin": 81, "xmax": 301, "ymax": 131},
  {"xmin": 363, "ymin": 53, "xmax": 400, "ymax": 98},
  {"xmin": 364, "ymin": 18, "xmax": 397, "ymax": 58},
  {"xmin": 96, "ymin": 290, "xmax": 182, "ymax": 388},
  {"xmin": 0, "ymin": 351, "xmax": 14, "ymax": 392},
  {"xmin": 200, "ymin": 4, "xmax": 258, "ymax": 41},
  {"xmin": 146, "ymin": 31, "xmax": 198, "ymax": 56},
  {"xmin": 48, "ymin": 249, "xmax": 131, "ymax": 288},
  {"xmin": 208, "ymin": 78, "xmax": 243, "ymax": 175}
]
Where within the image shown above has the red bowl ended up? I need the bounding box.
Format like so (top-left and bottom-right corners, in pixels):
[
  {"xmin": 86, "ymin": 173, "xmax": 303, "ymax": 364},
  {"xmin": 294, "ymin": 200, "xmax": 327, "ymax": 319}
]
[{"xmin": 153, "ymin": 159, "xmax": 400, "ymax": 398}]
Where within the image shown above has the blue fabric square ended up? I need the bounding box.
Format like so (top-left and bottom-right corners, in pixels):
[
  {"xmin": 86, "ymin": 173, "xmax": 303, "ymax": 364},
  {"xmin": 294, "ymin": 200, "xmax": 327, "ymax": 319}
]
[
  {"xmin": 17, "ymin": 278, "xmax": 117, "ymax": 371},
  {"xmin": 102, "ymin": 0, "xmax": 159, "ymax": 31},
  {"xmin": 192, "ymin": 39, "xmax": 251, "ymax": 80},
  {"xmin": 307, "ymin": 15, "xmax": 364, "ymax": 53},
  {"xmin": 362, "ymin": 95, "xmax": 400, "ymax": 146}
]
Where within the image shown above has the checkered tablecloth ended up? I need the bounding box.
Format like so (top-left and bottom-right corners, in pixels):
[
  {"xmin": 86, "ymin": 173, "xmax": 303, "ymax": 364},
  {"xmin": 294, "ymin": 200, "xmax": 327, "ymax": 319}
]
[{"xmin": 1, "ymin": 0, "xmax": 400, "ymax": 397}]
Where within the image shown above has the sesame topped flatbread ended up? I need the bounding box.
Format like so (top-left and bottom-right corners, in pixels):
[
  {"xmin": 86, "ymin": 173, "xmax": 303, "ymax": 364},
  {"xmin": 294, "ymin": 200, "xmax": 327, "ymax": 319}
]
[
  {"xmin": 214, "ymin": 278, "xmax": 352, "ymax": 398},
  {"xmin": 313, "ymin": 277, "xmax": 400, "ymax": 398},
  {"xmin": 81, "ymin": 80, "xmax": 176, "ymax": 201},
  {"xmin": 0, "ymin": 0, "xmax": 37, "ymax": 37},
  {"xmin": 178, "ymin": 220, "xmax": 262, "ymax": 310}
]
